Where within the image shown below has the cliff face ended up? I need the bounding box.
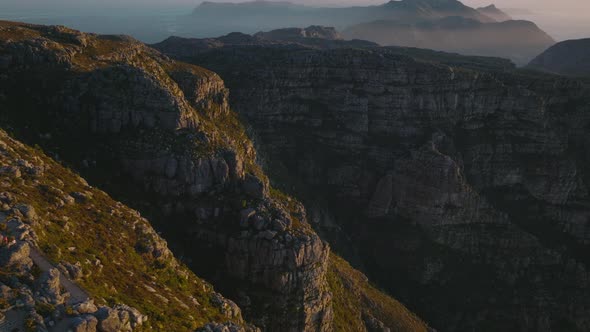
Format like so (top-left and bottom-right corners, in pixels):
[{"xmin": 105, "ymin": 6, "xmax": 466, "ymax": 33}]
[
  {"xmin": 0, "ymin": 21, "xmax": 332, "ymax": 332},
  {"xmin": 166, "ymin": 44, "xmax": 590, "ymax": 331},
  {"xmin": 0, "ymin": 21, "xmax": 429, "ymax": 332}
]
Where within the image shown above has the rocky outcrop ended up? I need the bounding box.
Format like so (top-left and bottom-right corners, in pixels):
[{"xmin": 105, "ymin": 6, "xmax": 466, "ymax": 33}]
[
  {"xmin": 172, "ymin": 44, "xmax": 590, "ymax": 331},
  {"xmin": 0, "ymin": 127, "xmax": 250, "ymax": 331},
  {"xmin": 0, "ymin": 21, "xmax": 332, "ymax": 332}
]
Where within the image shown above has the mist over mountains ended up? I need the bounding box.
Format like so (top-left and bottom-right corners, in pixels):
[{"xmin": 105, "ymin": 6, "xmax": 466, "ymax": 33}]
[
  {"xmin": 0, "ymin": 0, "xmax": 561, "ymax": 65},
  {"xmin": 187, "ymin": 0, "xmax": 554, "ymax": 64},
  {"xmin": 1, "ymin": 0, "xmax": 590, "ymax": 331}
]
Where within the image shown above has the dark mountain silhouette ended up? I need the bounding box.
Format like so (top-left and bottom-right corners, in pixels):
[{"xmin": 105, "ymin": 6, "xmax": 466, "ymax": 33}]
[{"xmin": 527, "ymin": 38, "xmax": 590, "ymax": 77}]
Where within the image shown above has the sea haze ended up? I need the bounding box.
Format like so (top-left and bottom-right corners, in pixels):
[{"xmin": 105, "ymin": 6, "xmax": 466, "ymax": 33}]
[{"xmin": 0, "ymin": 1, "xmax": 588, "ymax": 43}]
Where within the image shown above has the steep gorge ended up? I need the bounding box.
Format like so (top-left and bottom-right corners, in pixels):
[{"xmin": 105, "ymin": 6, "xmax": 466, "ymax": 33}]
[
  {"xmin": 158, "ymin": 42, "xmax": 590, "ymax": 331},
  {"xmin": 0, "ymin": 21, "xmax": 427, "ymax": 332}
]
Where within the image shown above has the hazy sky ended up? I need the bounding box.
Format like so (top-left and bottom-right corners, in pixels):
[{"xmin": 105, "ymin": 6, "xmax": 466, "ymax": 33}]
[
  {"xmin": 1, "ymin": 0, "xmax": 589, "ymax": 9},
  {"xmin": 1, "ymin": 0, "xmax": 588, "ymax": 41},
  {"xmin": 2, "ymin": 0, "xmax": 590, "ymax": 12}
]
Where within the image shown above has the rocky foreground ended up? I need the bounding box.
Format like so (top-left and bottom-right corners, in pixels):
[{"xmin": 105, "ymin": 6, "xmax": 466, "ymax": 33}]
[
  {"xmin": 0, "ymin": 21, "xmax": 428, "ymax": 332},
  {"xmin": 0, "ymin": 130, "xmax": 252, "ymax": 331},
  {"xmin": 157, "ymin": 37, "xmax": 590, "ymax": 331}
]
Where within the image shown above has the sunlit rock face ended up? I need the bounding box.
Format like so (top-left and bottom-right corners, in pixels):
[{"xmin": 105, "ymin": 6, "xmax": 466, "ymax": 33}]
[{"xmin": 0, "ymin": 21, "xmax": 333, "ymax": 332}]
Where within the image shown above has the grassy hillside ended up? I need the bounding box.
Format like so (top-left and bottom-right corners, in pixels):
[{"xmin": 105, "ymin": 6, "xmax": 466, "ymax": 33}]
[
  {"xmin": 0, "ymin": 129, "xmax": 245, "ymax": 331},
  {"xmin": 328, "ymin": 254, "xmax": 430, "ymax": 332}
]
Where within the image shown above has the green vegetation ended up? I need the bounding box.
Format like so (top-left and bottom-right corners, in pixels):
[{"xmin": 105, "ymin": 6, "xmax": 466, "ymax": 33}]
[
  {"xmin": 328, "ymin": 254, "xmax": 429, "ymax": 332},
  {"xmin": 35, "ymin": 303, "xmax": 56, "ymax": 317},
  {"xmin": 0, "ymin": 130, "xmax": 241, "ymax": 331}
]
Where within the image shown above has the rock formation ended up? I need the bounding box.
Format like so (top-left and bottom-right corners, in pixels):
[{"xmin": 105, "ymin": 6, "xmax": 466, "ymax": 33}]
[
  {"xmin": 0, "ymin": 129, "xmax": 250, "ymax": 331},
  {"xmin": 163, "ymin": 41, "xmax": 590, "ymax": 331},
  {"xmin": 0, "ymin": 21, "xmax": 428, "ymax": 332}
]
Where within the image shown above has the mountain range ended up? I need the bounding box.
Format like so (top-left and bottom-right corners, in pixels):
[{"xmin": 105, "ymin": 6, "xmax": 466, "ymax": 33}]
[
  {"xmin": 154, "ymin": 29, "xmax": 590, "ymax": 331},
  {"xmin": 190, "ymin": 0, "xmax": 554, "ymax": 64},
  {"xmin": 0, "ymin": 20, "xmax": 430, "ymax": 332},
  {"xmin": 1, "ymin": 5, "xmax": 590, "ymax": 332}
]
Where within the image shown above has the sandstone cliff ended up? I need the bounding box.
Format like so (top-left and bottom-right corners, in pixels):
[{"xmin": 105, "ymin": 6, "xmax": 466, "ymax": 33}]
[{"xmin": 162, "ymin": 42, "xmax": 590, "ymax": 331}]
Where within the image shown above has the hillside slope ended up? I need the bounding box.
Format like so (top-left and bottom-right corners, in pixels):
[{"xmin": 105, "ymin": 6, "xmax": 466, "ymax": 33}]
[
  {"xmin": 0, "ymin": 21, "xmax": 429, "ymax": 332},
  {"xmin": 0, "ymin": 129, "xmax": 252, "ymax": 331},
  {"xmin": 527, "ymin": 38, "xmax": 590, "ymax": 77}
]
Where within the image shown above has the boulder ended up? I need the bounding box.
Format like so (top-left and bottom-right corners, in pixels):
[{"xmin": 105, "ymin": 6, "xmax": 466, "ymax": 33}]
[
  {"xmin": 73, "ymin": 299, "xmax": 98, "ymax": 314},
  {"xmin": 113, "ymin": 304, "xmax": 148, "ymax": 328},
  {"xmin": 242, "ymin": 174, "xmax": 268, "ymax": 199},
  {"xmin": 71, "ymin": 315, "xmax": 98, "ymax": 332},
  {"xmin": 95, "ymin": 306, "xmax": 131, "ymax": 332},
  {"xmin": 15, "ymin": 204, "xmax": 37, "ymax": 221},
  {"xmin": 0, "ymin": 241, "xmax": 33, "ymax": 272},
  {"xmin": 35, "ymin": 268, "xmax": 66, "ymax": 305},
  {"xmin": 59, "ymin": 261, "xmax": 84, "ymax": 280}
]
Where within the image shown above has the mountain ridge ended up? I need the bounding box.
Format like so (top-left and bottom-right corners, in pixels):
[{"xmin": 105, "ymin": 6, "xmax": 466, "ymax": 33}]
[
  {"xmin": 158, "ymin": 34, "xmax": 590, "ymax": 332},
  {"xmin": 0, "ymin": 20, "xmax": 430, "ymax": 332},
  {"xmin": 342, "ymin": 16, "xmax": 554, "ymax": 64},
  {"xmin": 527, "ymin": 38, "xmax": 590, "ymax": 77}
]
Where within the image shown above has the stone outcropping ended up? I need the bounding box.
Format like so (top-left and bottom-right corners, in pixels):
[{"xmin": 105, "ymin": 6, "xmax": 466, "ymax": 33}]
[
  {"xmin": 0, "ymin": 126, "xmax": 250, "ymax": 331},
  {"xmin": 0, "ymin": 21, "xmax": 332, "ymax": 332},
  {"xmin": 166, "ymin": 43, "xmax": 590, "ymax": 331}
]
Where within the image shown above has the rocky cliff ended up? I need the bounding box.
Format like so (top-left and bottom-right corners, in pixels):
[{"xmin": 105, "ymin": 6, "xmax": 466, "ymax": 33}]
[
  {"xmin": 0, "ymin": 20, "xmax": 332, "ymax": 332},
  {"xmin": 0, "ymin": 21, "xmax": 428, "ymax": 332},
  {"xmin": 162, "ymin": 42, "xmax": 590, "ymax": 331},
  {"xmin": 527, "ymin": 38, "xmax": 590, "ymax": 77},
  {"xmin": 0, "ymin": 129, "xmax": 253, "ymax": 331}
]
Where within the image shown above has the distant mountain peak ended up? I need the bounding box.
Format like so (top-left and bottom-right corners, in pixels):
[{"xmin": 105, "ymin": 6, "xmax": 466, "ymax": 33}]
[
  {"xmin": 477, "ymin": 3, "xmax": 512, "ymax": 21},
  {"xmin": 482, "ymin": 4, "xmax": 498, "ymax": 9}
]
